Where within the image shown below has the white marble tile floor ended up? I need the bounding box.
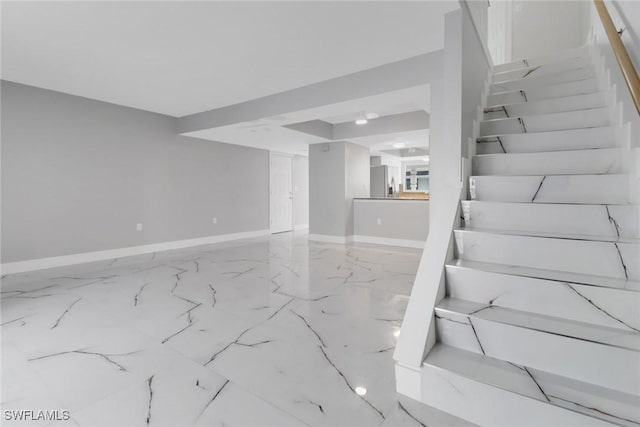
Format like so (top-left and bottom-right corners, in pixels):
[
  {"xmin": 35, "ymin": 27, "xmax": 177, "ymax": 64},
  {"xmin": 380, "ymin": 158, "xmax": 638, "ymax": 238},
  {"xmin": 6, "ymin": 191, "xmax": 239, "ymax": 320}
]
[{"xmin": 1, "ymin": 231, "xmax": 473, "ymax": 427}]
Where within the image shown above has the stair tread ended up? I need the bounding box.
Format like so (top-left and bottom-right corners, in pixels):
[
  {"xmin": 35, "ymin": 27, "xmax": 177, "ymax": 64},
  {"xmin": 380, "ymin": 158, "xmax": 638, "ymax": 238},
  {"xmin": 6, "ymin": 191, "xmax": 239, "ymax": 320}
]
[
  {"xmin": 424, "ymin": 343, "xmax": 640, "ymax": 426},
  {"xmin": 491, "ymin": 75, "xmax": 597, "ymax": 95},
  {"xmin": 492, "ymin": 47, "xmax": 590, "ymax": 73},
  {"xmin": 483, "ymin": 92, "xmax": 605, "ymax": 115},
  {"xmin": 474, "ymin": 147, "xmax": 619, "ymax": 158},
  {"xmin": 477, "ymin": 125, "xmax": 614, "ymax": 143},
  {"xmin": 480, "ymin": 106, "xmax": 608, "ymax": 124},
  {"xmin": 491, "ymin": 66, "xmax": 593, "ymax": 87},
  {"xmin": 463, "ymin": 200, "xmax": 635, "ymax": 208},
  {"xmin": 457, "ymin": 226, "xmax": 640, "ymax": 244},
  {"xmin": 446, "ymin": 259, "xmax": 640, "ymax": 292},
  {"xmin": 471, "ymin": 173, "xmax": 628, "ymax": 178},
  {"xmin": 491, "ymin": 56, "xmax": 592, "ymax": 81},
  {"xmin": 488, "ymin": 78, "xmax": 600, "ymax": 99},
  {"xmin": 484, "ymin": 92, "xmax": 603, "ymax": 111},
  {"xmin": 435, "ymin": 297, "xmax": 640, "ymax": 352}
]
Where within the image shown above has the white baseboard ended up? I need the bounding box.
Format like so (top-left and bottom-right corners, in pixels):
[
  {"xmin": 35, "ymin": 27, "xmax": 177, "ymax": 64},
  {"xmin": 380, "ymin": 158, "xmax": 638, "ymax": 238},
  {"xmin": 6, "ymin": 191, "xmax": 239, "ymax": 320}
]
[
  {"xmin": 293, "ymin": 224, "xmax": 309, "ymax": 231},
  {"xmin": 352, "ymin": 235, "xmax": 425, "ymax": 249},
  {"xmin": 307, "ymin": 234, "xmax": 353, "ymax": 244},
  {"xmin": 307, "ymin": 234, "xmax": 425, "ymax": 248},
  {"xmin": 1, "ymin": 229, "xmax": 270, "ymax": 275}
]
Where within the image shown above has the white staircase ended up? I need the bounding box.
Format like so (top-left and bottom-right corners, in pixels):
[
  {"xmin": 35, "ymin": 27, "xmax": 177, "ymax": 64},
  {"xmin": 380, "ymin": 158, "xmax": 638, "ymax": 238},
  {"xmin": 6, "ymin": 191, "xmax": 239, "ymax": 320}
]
[{"xmin": 422, "ymin": 48, "xmax": 640, "ymax": 426}]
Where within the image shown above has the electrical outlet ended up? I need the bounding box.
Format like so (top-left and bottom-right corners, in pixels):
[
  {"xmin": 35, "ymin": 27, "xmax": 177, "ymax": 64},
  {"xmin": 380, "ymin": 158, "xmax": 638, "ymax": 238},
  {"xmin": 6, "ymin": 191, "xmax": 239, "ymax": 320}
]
[
  {"xmin": 212, "ymin": 217, "xmax": 217, "ymax": 224},
  {"xmin": 136, "ymin": 223, "xmax": 143, "ymax": 231},
  {"xmin": 376, "ymin": 218, "xmax": 382, "ymax": 225}
]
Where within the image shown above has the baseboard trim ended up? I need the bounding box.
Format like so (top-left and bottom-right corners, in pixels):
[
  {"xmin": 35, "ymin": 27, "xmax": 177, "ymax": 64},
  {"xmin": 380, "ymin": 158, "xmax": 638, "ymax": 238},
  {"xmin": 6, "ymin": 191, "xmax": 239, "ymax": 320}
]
[
  {"xmin": 1, "ymin": 229, "xmax": 270, "ymax": 275},
  {"xmin": 352, "ymin": 235, "xmax": 425, "ymax": 249},
  {"xmin": 307, "ymin": 234, "xmax": 425, "ymax": 248},
  {"xmin": 293, "ymin": 224, "xmax": 309, "ymax": 231},
  {"xmin": 307, "ymin": 234, "xmax": 352, "ymax": 244}
]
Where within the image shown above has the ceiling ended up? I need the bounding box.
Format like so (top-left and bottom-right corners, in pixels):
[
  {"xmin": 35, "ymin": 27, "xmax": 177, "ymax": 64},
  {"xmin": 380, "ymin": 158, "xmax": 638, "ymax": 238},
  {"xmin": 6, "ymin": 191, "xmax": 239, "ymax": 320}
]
[
  {"xmin": 184, "ymin": 85, "xmax": 431, "ymax": 156},
  {"xmin": 1, "ymin": 1, "xmax": 458, "ymax": 117},
  {"xmin": 322, "ymin": 103, "xmax": 420, "ymax": 125}
]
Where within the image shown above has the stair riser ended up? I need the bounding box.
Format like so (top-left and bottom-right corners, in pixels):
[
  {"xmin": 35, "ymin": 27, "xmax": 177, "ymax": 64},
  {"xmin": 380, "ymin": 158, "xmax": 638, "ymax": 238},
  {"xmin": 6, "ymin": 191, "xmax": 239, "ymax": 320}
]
[
  {"xmin": 480, "ymin": 108, "xmax": 610, "ymax": 137},
  {"xmin": 420, "ymin": 364, "xmax": 614, "ymax": 426},
  {"xmin": 484, "ymin": 93, "xmax": 605, "ymax": 120},
  {"xmin": 492, "ymin": 47, "xmax": 590, "ymax": 74},
  {"xmin": 422, "ymin": 344, "xmax": 637, "ymax": 426},
  {"xmin": 490, "ymin": 68, "xmax": 595, "ymax": 94},
  {"xmin": 487, "ymin": 79, "xmax": 600, "ymax": 107},
  {"xmin": 461, "ymin": 202, "xmax": 639, "ymax": 239},
  {"xmin": 453, "ymin": 230, "xmax": 639, "ymax": 280},
  {"xmin": 492, "ymin": 56, "xmax": 593, "ymax": 84},
  {"xmin": 435, "ymin": 314, "xmax": 640, "ymax": 395},
  {"xmin": 469, "ymin": 174, "xmax": 630, "ymax": 205},
  {"xmin": 476, "ymin": 127, "xmax": 616, "ymax": 154},
  {"xmin": 445, "ymin": 265, "xmax": 640, "ymax": 331},
  {"xmin": 472, "ymin": 149, "xmax": 623, "ymax": 176}
]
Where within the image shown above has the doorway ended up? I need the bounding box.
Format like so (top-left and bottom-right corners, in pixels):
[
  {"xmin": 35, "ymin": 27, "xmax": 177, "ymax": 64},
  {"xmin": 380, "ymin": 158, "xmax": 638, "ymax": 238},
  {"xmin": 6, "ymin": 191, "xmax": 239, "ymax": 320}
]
[{"xmin": 270, "ymin": 152, "xmax": 293, "ymax": 234}]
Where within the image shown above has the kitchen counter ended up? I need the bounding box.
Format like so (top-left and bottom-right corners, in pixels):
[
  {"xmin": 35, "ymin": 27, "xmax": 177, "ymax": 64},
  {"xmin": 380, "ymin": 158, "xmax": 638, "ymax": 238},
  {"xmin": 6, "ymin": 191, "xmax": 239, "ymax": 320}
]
[{"xmin": 355, "ymin": 197, "xmax": 429, "ymax": 201}]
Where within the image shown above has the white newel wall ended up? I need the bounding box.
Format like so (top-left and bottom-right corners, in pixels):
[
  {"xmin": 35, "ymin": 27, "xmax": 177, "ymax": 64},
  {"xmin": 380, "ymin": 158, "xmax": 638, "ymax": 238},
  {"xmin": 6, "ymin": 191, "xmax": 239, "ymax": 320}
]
[{"xmin": 394, "ymin": 1, "xmax": 492, "ymax": 399}]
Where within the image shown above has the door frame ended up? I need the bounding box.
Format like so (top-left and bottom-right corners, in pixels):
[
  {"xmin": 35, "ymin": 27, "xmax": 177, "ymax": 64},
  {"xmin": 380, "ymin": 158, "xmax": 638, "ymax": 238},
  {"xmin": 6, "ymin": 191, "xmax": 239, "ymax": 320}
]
[{"xmin": 269, "ymin": 151, "xmax": 294, "ymax": 234}]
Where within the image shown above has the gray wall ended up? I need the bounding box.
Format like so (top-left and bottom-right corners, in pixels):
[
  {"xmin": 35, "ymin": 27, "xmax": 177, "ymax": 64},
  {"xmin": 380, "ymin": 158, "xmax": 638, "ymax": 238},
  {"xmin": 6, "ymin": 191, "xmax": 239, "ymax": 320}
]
[
  {"xmin": 293, "ymin": 155, "xmax": 309, "ymax": 227},
  {"xmin": 1, "ymin": 81, "xmax": 269, "ymax": 263},
  {"xmin": 309, "ymin": 141, "xmax": 369, "ymax": 237},
  {"xmin": 309, "ymin": 142, "xmax": 345, "ymax": 237},
  {"xmin": 344, "ymin": 142, "xmax": 370, "ymax": 236},
  {"xmin": 353, "ymin": 200, "xmax": 429, "ymax": 241}
]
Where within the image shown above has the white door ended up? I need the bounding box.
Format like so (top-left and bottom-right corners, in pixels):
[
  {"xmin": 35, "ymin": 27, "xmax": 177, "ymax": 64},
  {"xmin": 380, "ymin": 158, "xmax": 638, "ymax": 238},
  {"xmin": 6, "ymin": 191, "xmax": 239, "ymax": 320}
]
[{"xmin": 270, "ymin": 152, "xmax": 293, "ymax": 233}]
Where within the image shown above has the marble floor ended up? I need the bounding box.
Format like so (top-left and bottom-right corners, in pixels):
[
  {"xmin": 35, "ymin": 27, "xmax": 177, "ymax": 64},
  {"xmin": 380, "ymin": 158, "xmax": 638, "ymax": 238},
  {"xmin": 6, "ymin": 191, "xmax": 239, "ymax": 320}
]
[{"xmin": 1, "ymin": 231, "xmax": 473, "ymax": 427}]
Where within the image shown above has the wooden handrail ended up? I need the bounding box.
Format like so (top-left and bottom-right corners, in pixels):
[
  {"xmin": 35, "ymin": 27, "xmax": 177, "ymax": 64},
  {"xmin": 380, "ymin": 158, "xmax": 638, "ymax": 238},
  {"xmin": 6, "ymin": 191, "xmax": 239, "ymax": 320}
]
[{"xmin": 594, "ymin": 0, "xmax": 640, "ymax": 115}]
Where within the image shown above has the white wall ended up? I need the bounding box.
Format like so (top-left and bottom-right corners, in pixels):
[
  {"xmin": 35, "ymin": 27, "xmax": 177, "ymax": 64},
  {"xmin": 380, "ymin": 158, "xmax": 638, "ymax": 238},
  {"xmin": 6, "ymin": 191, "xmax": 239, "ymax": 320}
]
[
  {"xmin": 511, "ymin": 1, "xmax": 588, "ymax": 61},
  {"xmin": 585, "ymin": 0, "xmax": 640, "ymax": 208},
  {"xmin": 488, "ymin": 0, "xmax": 512, "ymax": 64},
  {"xmin": 293, "ymin": 155, "xmax": 309, "ymax": 228},
  {"xmin": 586, "ymin": 0, "xmax": 640, "ymax": 151}
]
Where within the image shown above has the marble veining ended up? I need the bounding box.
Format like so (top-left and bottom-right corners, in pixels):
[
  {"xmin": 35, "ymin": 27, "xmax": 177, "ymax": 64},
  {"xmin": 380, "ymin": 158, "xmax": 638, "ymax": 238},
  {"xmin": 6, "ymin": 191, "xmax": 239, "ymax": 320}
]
[
  {"xmin": 420, "ymin": 50, "xmax": 640, "ymax": 425},
  {"xmin": 1, "ymin": 232, "xmax": 472, "ymax": 427}
]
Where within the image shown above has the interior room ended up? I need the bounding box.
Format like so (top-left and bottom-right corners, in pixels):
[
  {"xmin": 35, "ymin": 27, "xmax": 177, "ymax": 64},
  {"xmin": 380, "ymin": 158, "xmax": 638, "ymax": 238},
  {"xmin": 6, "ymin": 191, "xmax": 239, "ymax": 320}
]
[{"xmin": 1, "ymin": 1, "xmax": 639, "ymax": 426}]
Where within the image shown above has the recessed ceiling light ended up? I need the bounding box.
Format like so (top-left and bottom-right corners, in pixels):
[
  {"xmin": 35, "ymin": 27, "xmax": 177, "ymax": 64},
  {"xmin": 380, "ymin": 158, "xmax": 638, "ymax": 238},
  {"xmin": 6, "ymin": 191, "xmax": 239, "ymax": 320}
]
[
  {"xmin": 392, "ymin": 142, "xmax": 406, "ymax": 149},
  {"xmin": 355, "ymin": 387, "xmax": 367, "ymax": 396},
  {"xmin": 355, "ymin": 118, "xmax": 368, "ymax": 125},
  {"xmin": 393, "ymin": 329, "xmax": 401, "ymax": 338}
]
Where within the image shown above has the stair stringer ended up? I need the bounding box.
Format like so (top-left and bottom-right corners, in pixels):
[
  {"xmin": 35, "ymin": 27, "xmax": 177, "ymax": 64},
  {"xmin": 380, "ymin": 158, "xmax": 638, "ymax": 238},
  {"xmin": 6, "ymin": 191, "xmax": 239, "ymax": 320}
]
[{"xmin": 394, "ymin": 4, "xmax": 493, "ymax": 402}]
